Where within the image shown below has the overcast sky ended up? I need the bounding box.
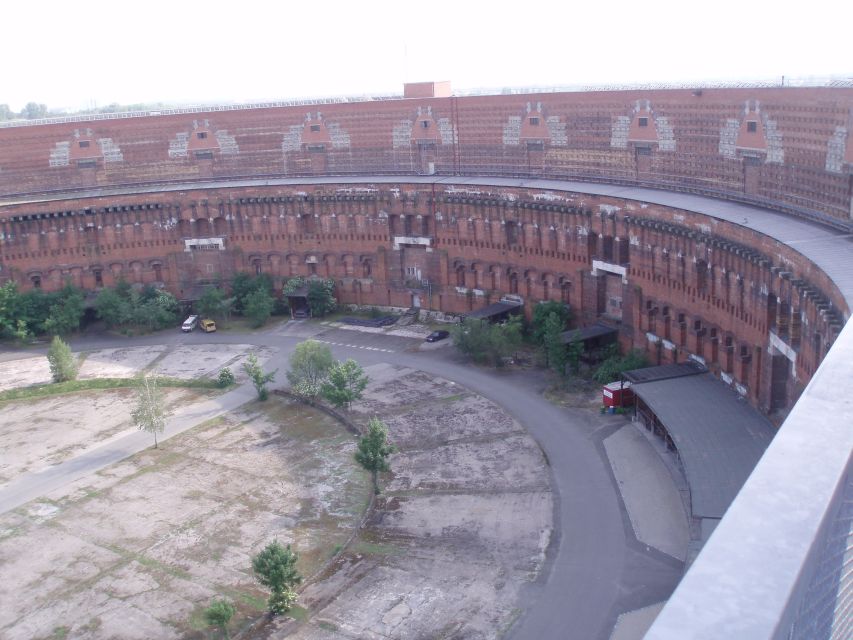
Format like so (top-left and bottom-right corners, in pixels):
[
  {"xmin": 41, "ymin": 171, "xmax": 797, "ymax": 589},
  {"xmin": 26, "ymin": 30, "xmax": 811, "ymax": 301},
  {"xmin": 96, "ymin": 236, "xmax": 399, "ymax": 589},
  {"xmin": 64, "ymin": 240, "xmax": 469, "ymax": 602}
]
[{"xmin": 3, "ymin": 0, "xmax": 851, "ymax": 112}]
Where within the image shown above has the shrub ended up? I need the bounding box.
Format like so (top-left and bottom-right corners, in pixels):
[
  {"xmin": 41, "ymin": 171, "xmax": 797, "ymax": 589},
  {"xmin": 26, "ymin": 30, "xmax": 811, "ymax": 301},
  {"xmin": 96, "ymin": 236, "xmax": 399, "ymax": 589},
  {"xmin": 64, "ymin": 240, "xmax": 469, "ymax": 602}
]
[
  {"xmin": 47, "ymin": 335, "xmax": 78, "ymax": 383},
  {"xmin": 217, "ymin": 367, "xmax": 235, "ymax": 388}
]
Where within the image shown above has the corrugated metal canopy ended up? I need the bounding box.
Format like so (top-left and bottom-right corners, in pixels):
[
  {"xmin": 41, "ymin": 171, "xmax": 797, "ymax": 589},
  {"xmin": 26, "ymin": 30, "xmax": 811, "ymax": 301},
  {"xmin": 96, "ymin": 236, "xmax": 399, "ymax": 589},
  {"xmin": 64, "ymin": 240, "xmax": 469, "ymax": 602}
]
[
  {"xmin": 559, "ymin": 323, "xmax": 617, "ymax": 344},
  {"xmin": 623, "ymin": 361, "xmax": 707, "ymax": 383},
  {"xmin": 633, "ymin": 373, "xmax": 775, "ymax": 519},
  {"xmin": 465, "ymin": 301, "xmax": 522, "ymax": 319}
]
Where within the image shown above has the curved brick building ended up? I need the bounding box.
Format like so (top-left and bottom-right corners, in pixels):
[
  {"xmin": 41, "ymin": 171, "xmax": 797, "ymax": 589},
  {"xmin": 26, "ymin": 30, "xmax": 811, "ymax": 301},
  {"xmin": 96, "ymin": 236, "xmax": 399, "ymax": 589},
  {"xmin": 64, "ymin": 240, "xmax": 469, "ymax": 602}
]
[{"xmin": 1, "ymin": 84, "xmax": 852, "ymax": 414}]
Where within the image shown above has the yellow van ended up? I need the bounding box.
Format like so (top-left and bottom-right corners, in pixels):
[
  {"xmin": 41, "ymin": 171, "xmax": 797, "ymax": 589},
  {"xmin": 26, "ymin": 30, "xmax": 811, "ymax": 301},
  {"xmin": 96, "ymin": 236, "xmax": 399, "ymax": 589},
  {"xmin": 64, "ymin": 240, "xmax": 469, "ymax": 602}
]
[{"xmin": 200, "ymin": 319, "xmax": 217, "ymax": 333}]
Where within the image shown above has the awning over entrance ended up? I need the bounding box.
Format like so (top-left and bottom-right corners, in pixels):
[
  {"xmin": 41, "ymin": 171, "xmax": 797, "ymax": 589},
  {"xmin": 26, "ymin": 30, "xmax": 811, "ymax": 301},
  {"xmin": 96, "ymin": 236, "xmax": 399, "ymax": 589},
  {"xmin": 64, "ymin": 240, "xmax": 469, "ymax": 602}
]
[
  {"xmin": 464, "ymin": 301, "xmax": 523, "ymax": 322},
  {"xmin": 559, "ymin": 322, "xmax": 618, "ymax": 345},
  {"xmin": 632, "ymin": 372, "xmax": 775, "ymax": 519}
]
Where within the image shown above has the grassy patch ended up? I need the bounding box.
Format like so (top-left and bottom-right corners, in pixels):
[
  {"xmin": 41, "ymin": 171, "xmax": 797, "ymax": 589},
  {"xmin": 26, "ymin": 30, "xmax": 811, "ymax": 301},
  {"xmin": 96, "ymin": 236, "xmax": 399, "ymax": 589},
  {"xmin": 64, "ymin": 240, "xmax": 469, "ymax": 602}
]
[
  {"xmin": 0, "ymin": 376, "xmax": 220, "ymax": 404},
  {"xmin": 318, "ymin": 620, "xmax": 338, "ymax": 631},
  {"xmin": 51, "ymin": 627, "xmax": 69, "ymax": 639},
  {"xmin": 187, "ymin": 606, "xmax": 209, "ymax": 631},
  {"xmin": 215, "ymin": 585, "xmax": 268, "ymax": 612},
  {"xmin": 288, "ymin": 604, "xmax": 309, "ymax": 622}
]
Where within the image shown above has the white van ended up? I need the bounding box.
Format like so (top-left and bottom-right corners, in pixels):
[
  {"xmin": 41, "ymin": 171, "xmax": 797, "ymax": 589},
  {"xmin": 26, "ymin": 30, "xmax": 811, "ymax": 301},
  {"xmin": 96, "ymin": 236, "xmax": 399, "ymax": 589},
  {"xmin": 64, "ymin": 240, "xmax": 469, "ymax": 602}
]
[{"xmin": 181, "ymin": 315, "xmax": 199, "ymax": 332}]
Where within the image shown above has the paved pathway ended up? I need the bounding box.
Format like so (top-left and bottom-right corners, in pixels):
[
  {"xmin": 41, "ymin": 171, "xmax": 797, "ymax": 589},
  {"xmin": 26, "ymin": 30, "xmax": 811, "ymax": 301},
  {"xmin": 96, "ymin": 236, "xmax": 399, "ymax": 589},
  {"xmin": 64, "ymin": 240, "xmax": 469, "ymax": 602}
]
[{"xmin": 0, "ymin": 382, "xmax": 256, "ymax": 514}]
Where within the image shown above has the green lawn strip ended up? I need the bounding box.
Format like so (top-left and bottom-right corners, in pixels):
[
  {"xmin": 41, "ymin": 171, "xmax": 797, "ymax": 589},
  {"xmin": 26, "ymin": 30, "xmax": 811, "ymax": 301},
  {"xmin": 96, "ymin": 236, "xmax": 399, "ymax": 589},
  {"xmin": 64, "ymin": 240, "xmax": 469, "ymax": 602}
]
[{"xmin": 0, "ymin": 376, "xmax": 222, "ymax": 403}]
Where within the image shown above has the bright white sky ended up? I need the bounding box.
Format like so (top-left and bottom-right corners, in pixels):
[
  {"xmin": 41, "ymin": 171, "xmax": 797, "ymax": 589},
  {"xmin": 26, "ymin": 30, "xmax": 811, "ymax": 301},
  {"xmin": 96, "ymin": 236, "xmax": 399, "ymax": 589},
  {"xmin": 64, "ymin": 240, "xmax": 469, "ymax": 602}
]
[{"xmin": 2, "ymin": 0, "xmax": 851, "ymax": 112}]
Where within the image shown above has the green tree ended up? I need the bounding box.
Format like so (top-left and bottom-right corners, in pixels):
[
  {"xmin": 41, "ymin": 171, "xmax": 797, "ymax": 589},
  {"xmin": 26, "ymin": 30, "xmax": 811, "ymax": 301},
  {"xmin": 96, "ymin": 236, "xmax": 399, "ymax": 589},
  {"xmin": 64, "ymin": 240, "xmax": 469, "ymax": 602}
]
[
  {"xmin": 231, "ymin": 272, "xmax": 272, "ymax": 314},
  {"xmin": 531, "ymin": 301, "xmax": 571, "ymax": 345},
  {"xmin": 203, "ymin": 599, "xmax": 236, "ymax": 639},
  {"xmin": 593, "ymin": 348, "xmax": 649, "ymax": 383},
  {"xmin": 451, "ymin": 316, "xmax": 523, "ymax": 367},
  {"xmin": 242, "ymin": 352, "xmax": 276, "ymax": 401},
  {"xmin": 542, "ymin": 312, "xmax": 567, "ymax": 375},
  {"xmin": 94, "ymin": 285, "xmax": 132, "ymax": 328},
  {"xmin": 197, "ymin": 285, "xmax": 232, "ymax": 321},
  {"xmin": 321, "ymin": 359, "xmax": 369, "ymax": 410},
  {"xmin": 138, "ymin": 287, "xmax": 179, "ymax": 331},
  {"xmin": 0, "ymin": 281, "xmax": 22, "ymax": 339},
  {"xmin": 44, "ymin": 285, "xmax": 85, "ymax": 336},
  {"xmin": 243, "ymin": 288, "xmax": 274, "ymax": 328},
  {"xmin": 306, "ymin": 278, "xmax": 337, "ymax": 317},
  {"xmin": 287, "ymin": 340, "xmax": 334, "ymax": 400},
  {"xmin": 131, "ymin": 374, "xmax": 171, "ymax": 448},
  {"xmin": 355, "ymin": 417, "xmax": 396, "ymax": 494},
  {"xmin": 21, "ymin": 102, "xmax": 48, "ymax": 119},
  {"xmin": 565, "ymin": 330, "xmax": 585, "ymax": 375},
  {"xmin": 0, "ymin": 104, "xmax": 13, "ymax": 121},
  {"xmin": 251, "ymin": 540, "xmax": 303, "ymax": 615},
  {"xmin": 18, "ymin": 288, "xmax": 57, "ymax": 336},
  {"xmin": 282, "ymin": 276, "xmax": 305, "ymax": 298},
  {"xmin": 46, "ymin": 335, "xmax": 78, "ymax": 383}
]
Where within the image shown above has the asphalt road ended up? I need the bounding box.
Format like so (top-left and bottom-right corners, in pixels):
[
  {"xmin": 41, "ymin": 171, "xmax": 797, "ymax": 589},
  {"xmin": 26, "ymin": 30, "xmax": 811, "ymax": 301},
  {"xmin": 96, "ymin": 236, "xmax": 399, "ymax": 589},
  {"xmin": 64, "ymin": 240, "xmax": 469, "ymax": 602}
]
[{"xmin": 0, "ymin": 323, "xmax": 683, "ymax": 639}]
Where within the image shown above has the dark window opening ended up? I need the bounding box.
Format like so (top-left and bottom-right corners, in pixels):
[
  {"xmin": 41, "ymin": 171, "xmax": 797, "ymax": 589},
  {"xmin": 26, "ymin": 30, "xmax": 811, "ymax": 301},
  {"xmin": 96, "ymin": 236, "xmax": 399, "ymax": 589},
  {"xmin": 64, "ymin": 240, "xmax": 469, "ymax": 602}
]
[
  {"xmin": 32, "ymin": 275, "xmax": 41, "ymax": 289},
  {"xmin": 420, "ymin": 120, "xmax": 430, "ymax": 129},
  {"xmin": 306, "ymin": 144, "xmax": 326, "ymax": 153},
  {"xmin": 253, "ymin": 261, "xmax": 261, "ymax": 276},
  {"xmin": 309, "ymin": 262, "xmax": 317, "ymax": 275},
  {"xmin": 636, "ymin": 146, "xmax": 651, "ymax": 156},
  {"xmin": 194, "ymin": 150, "xmax": 214, "ymax": 160},
  {"xmin": 79, "ymin": 140, "xmax": 90, "ymax": 148},
  {"xmin": 506, "ymin": 221, "xmax": 518, "ymax": 246},
  {"xmin": 197, "ymin": 131, "xmax": 208, "ymax": 139},
  {"xmin": 638, "ymin": 117, "xmax": 649, "ymax": 127},
  {"xmin": 77, "ymin": 159, "xmax": 97, "ymax": 168},
  {"xmin": 309, "ymin": 124, "xmax": 321, "ymax": 132},
  {"xmin": 94, "ymin": 270, "xmax": 103, "ymax": 287},
  {"xmin": 746, "ymin": 120, "xmax": 757, "ymax": 133},
  {"xmin": 529, "ymin": 116, "xmax": 540, "ymax": 126},
  {"xmin": 527, "ymin": 141, "xmax": 545, "ymax": 151}
]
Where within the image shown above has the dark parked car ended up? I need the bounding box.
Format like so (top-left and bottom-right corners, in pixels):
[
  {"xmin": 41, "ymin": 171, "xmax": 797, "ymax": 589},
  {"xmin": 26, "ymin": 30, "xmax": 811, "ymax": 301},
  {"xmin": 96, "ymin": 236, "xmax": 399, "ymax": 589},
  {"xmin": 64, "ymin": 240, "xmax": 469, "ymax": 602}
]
[{"xmin": 425, "ymin": 330, "xmax": 450, "ymax": 342}]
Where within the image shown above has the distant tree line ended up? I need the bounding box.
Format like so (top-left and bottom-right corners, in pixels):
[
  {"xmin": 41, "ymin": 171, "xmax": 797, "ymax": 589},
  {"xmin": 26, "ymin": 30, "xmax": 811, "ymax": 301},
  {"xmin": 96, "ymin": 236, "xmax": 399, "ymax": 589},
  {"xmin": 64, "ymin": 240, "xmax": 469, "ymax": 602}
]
[{"xmin": 0, "ymin": 101, "xmax": 173, "ymax": 122}]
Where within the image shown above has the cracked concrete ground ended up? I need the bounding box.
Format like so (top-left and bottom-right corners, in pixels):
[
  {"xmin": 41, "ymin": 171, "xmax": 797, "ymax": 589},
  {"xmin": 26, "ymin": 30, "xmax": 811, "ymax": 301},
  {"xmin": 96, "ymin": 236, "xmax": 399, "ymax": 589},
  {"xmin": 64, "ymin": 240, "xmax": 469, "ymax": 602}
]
[
  {"xmin": 268, "ymin": 364, "xmax": 553, "ymax": 639},
  {"xmin": 0, "ymin": 399, "xmax": 370, "ymax": 640},
  {"xmin": 1, "ymin": 347, "xmax": 553, "ymax": 639}
]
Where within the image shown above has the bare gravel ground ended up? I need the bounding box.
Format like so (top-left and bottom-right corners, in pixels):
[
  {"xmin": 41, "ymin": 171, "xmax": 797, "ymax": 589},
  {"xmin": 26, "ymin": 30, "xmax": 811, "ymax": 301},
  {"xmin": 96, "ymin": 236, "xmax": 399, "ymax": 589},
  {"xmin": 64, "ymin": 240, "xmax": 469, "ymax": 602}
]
[
  {"xmin": 0, "ymin": 388, "xmax": 205, "ymax": 485},
  {"xmin": 268, "ymin": 364, "xmax": 554, "ymax": 640},
  {"xmin": 0, "ymin": 346, "xmax": 553, "ymax": 640},
  {"xmin": 0, "ymin": 343, "xmax": 276, "ymax": 391},
  {"xmin": 0, "ymin": 399, "xmax": 370, "ymax": 640}
]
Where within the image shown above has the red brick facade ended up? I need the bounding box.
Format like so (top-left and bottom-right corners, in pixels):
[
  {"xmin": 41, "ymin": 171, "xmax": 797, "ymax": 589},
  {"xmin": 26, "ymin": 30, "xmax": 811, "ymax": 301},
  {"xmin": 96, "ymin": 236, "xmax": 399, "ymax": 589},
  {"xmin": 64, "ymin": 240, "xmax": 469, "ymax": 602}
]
[
  {"xmin": 2, "ymin": 87, "xmax": 851, "ymax": 224},
  {"xmin": 1, "ymin": 86, "xmax": 851, "ymax": 414}
]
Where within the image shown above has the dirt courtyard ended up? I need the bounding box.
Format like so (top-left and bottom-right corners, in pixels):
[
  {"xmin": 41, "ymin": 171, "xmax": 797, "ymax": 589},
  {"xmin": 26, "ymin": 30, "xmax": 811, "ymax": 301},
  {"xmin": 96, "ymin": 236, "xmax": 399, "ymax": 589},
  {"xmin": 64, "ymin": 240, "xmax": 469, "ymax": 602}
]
[{"xmin": 0, "ymin": 345, "xmax": 554, "ymax": 639}]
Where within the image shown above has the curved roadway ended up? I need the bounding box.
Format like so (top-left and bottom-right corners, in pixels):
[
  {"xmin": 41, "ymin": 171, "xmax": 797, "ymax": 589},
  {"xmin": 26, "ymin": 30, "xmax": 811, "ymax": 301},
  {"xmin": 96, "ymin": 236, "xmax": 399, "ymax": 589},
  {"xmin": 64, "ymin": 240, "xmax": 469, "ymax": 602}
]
[{"xmin": 0, "ymin": 326, "xmax": 682, "ymax": 640}]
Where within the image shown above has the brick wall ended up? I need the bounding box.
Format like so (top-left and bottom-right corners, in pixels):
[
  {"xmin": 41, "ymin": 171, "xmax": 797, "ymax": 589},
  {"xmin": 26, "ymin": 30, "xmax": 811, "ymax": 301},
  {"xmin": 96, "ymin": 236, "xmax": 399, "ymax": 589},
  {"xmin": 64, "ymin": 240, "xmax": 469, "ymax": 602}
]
[{"xmin": 1, "ymin": 180, "xmax": 846, "ymax": 414}]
